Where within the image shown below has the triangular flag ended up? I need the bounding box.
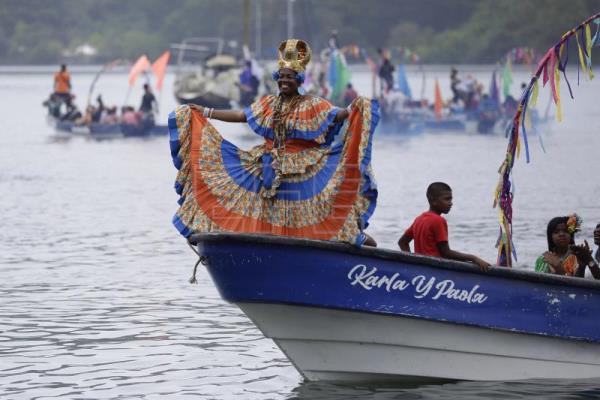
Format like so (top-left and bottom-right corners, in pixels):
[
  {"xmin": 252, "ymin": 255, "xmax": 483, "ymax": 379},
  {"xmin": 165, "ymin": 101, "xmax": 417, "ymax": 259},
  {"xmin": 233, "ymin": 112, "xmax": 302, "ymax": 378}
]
[
  {"xmin": 434, "ymin": 79, "xmax": 443, "ymax": 120},
  {"xmin": 327, "ymin": 49, "xmax": 339, "ymax": 101},
  {"xmin": 397, "ymin": 64, "xmax": 412, "ymax": 99},
  {"xmin": 332, "ymin": 53, "xmax": 351, "ymax": 104},
  {"xmin": 151, "ymin": 51, "xmax": 170, "ymax": 91},
  {"xmin": 502, "ymin": 58, "xmax": 513, "ymax": 97},
  {"xmin": 128, "ymin": 54, "xmax": 151, "ymax": 86}
]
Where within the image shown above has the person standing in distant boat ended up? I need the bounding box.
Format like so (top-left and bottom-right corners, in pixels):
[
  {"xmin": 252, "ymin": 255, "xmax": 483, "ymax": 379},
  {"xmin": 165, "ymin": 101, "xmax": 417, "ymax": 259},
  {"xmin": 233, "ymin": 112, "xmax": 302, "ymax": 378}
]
[
  {"xmin": 139, "ymin": 83, "xmax": 158, "ymax": 126},
  {"xmin": 450, "ymin": 67, "xmax": 460, "ymax": 102},
  {"xmin": 239, "ymin": 60, "xmax": 260, "ymax": 107},
  {"xmin": 377, "ymin": 49, "xmax": 395, "ymax": 94},
  {"xmin": 53, "ymin": 64, "xmax": 71, "ymax": 103},
  {"xmin": 398, "ymin": 182, "xmax": 490, "ymax": 271},
  {"xmin": 342, "ymin": 83, "xmax": 358, "ymax": 107}
]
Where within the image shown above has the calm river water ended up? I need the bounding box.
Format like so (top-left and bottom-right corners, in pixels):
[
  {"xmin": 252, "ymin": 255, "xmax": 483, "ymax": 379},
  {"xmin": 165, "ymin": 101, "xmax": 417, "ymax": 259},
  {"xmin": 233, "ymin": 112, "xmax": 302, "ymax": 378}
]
[{"xmin": 1, "ymin": 66, "xmax": 600, "ymax": 399}]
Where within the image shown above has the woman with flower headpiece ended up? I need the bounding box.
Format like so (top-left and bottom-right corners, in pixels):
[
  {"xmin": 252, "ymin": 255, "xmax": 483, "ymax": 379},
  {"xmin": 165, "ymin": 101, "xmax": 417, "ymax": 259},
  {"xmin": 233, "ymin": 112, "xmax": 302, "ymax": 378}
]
[
  {"xmin": 169, "ymin": 39, "xmax": 379, "ymax": 246},
  {"xmin": 534, "ymin": 214, "xmax": 599, "ymax": 278}
]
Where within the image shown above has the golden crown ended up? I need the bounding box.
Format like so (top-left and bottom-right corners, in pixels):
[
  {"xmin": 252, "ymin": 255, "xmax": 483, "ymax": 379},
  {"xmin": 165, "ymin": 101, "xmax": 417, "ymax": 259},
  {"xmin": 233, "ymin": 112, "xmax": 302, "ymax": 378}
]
[{"xmin": 277, "ymin": 39, "xmax": 312, "ymax": 73}]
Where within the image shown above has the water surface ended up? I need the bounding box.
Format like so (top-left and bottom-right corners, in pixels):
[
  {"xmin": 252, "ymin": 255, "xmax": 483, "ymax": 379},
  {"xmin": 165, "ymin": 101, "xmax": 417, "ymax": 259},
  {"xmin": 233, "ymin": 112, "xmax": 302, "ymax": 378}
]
[{"xmin": 1, "ymin": 67, "xmax": 599, "ymax": 399}]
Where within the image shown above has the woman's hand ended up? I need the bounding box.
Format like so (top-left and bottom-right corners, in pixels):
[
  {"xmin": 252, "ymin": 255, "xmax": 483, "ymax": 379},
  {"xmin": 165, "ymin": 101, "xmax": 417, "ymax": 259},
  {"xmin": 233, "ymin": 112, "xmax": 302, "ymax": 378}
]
[
  {"xmin": 334, "ymin": 97, "xmax": 362, "ymax": 123},
  {"xmin": 542, "ymin": 251, "xmax": 562, "ymax": 268},
  {"xmin": 570, "ymin": 241, "xmax": 593, "ymax": 263},
  {"xmin": 542, "ymin": 251, "xmax": 567, "ymax": 275}
]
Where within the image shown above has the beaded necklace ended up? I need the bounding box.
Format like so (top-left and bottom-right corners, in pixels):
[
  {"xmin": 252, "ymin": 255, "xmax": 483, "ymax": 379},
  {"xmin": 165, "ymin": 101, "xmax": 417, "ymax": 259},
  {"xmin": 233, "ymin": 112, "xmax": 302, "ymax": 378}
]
[{"xmin": 262, "ymin": 93, "xmax": 303, "ymax": 198}]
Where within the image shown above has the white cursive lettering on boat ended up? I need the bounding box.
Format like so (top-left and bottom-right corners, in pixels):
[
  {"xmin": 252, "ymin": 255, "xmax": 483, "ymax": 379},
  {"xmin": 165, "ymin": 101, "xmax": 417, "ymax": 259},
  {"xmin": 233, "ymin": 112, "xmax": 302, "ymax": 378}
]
[
  {"xmin": 347, "ymin": 265, "xmax": 488, "ymax": 304},
  {"xmin": 431, "ymin": 279, "xmax": 488, "ymax": 304},
  {"xmin": 412, "ymin": 275, "xmax": 435, "ymax": 299},
  {"xmin": 347, "ymin": 264, "xmax": 410, "ymax": 292}
]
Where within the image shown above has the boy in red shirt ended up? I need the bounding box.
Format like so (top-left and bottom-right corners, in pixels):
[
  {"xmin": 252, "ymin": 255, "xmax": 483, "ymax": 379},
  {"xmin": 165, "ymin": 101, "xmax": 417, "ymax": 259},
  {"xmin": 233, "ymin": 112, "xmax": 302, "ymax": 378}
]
[{"xmin": 398, "ymin": 182, "xmax": 490, "ymax": 271}]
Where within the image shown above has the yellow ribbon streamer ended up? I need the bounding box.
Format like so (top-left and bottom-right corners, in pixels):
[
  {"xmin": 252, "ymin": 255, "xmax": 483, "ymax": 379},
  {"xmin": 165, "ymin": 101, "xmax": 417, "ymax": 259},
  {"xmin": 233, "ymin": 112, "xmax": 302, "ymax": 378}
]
[
  {"xmin": 515, "ymin": 127, "xmax": 521, "ymax": 159},
  {"xmin": 554, "ymin": 67, "xmax": 562, "ymax": 122},
  {"xmin": 576, "ymin": 32, "xmax": 589, "ymax": 78},
  {"xmin": 525, "ymin": 107, "xmax": 532, "ymax": 130},
  {"xmin": 529, "ymin": 79, "xmax": 539, "ymax": 107},
  {"xmin": 586, "ymin": 23, "xmax": 595, "ymax": 79}
]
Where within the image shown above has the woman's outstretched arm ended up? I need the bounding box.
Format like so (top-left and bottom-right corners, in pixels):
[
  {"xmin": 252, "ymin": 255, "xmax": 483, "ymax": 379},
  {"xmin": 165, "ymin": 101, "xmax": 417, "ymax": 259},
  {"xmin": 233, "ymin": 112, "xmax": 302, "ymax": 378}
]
[{"xmin": 195, "ymin": 105, "xmax": 247, "ymax": 123}]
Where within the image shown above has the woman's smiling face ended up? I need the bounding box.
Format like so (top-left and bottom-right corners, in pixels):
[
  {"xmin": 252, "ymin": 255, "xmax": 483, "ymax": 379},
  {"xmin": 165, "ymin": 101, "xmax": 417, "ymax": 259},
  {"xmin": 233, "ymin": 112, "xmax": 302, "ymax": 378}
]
[{"xmin": 277, "ymin": 68, "xmax": 299, "ymax": 96}]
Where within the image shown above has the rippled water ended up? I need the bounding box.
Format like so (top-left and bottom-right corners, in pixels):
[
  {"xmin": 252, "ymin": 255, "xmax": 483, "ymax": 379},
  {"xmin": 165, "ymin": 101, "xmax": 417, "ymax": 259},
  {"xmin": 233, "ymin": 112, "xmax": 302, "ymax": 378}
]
[{"xmin": 1, "ymin": 66, "xmax": 600, "ymax": 399}]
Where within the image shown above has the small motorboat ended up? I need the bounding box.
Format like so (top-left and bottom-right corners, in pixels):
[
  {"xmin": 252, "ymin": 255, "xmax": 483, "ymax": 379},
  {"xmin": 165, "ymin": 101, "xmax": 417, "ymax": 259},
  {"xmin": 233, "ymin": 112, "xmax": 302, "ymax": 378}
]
[
  {"xmin": 188, "ymin": 232, "xmax": 600, "ymax": 383},
  {"xmin": 47, "ymin": 116, "xmax": 167, "ymax": 139},
  {"xmin": 172, "ymin": 38, "xmax": 242, "ymax": 109},
  {"xmin": 171, "ymin": 37, "xmax": 275, "ymax": 109}
]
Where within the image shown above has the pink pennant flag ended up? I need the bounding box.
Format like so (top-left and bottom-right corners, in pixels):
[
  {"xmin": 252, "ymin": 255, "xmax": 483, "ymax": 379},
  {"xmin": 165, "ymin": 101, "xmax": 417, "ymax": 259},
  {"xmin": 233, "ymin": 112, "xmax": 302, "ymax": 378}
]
[
  {"xmin": 434, "ymin": 79, "xmax": 443, "ymax": 120},
  {"xmin": 539, "ymin": 49, "xmax": 552, "ymax": 87},
  {"xmin": 128, "ymin": 55, "xmax": 151, "ymax": 86},
  {"xmin": 151, "ymin": 51, "xmax": 170, "ymax": 91}
]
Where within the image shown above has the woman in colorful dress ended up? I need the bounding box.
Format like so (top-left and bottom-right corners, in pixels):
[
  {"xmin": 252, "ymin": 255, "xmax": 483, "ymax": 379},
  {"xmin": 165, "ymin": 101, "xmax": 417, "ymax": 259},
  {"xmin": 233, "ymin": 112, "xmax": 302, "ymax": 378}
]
[
  {"xmin": 169, "ymin": 39, "xmax": 379, "ymax": 246},
  {"xmin": 535, "ymin": 214, "xmax": 587, "ymax": 277}
]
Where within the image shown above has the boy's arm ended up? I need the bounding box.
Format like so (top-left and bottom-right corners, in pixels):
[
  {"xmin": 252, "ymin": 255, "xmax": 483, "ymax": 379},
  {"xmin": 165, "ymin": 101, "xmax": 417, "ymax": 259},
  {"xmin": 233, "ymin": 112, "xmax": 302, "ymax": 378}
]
[
  {"xmin": 398, "ymin": 232, "xmax": 412, "ymax": 252},
  {"xmin": 437, "ymin": 242, "xmax": 490, "ymax": 271}
]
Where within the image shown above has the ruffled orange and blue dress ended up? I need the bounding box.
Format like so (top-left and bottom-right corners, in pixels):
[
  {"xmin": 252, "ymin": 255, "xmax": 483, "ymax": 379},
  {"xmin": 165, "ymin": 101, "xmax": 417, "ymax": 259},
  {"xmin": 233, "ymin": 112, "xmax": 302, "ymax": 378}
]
[{"xmin": 169, "ymin": 94, "xmax": 379, "ymax": 245}]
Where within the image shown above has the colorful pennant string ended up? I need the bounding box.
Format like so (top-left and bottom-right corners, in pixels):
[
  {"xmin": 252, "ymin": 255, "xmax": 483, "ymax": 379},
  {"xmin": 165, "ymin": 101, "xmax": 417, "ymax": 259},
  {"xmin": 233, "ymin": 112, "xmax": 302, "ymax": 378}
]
[{"xmin": 493, "ymin": 12, "xmax": 600, "ymax": 267}]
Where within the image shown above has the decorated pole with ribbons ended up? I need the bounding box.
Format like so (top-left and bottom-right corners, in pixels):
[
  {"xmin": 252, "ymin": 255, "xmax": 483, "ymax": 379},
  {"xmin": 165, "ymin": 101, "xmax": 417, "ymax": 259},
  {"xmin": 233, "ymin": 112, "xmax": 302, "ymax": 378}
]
[{"xmin": 494, "ymin": 12, "xmax": 600, "ymax": 267}]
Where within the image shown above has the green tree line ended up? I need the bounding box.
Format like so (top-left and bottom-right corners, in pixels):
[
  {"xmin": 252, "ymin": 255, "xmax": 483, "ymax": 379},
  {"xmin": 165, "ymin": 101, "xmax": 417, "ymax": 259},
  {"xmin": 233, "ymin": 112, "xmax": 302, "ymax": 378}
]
[{"xmin": 1, "ymin": 0, "xmax": 600, "ymax": 64}]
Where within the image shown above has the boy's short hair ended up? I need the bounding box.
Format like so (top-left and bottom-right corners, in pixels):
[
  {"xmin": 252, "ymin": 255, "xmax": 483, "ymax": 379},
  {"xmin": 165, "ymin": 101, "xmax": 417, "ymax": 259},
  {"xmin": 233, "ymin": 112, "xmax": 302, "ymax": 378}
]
[{"xmin": 426, "ymin": 182, "xmax": 452, "ymax": 201}]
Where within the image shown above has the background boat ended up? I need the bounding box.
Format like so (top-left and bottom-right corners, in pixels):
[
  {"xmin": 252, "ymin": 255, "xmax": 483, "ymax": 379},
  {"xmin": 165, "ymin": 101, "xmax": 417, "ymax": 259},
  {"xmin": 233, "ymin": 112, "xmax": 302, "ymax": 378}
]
[
  {"xmin": 171, "ymin": 37, "xmax": 275, "ymax": 109},
  {"xmin": 171, "ymin": 38, "xmax": 242, "ymax": 109},
  {"xmin": 47, "ymin": 116, "xmax": 168, "ymax": 139}
]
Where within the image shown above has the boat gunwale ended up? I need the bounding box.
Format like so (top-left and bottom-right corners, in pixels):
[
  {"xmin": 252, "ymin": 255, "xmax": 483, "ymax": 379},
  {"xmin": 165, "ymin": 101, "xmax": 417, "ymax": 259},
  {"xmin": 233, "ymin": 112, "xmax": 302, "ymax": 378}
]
[{"xmin": 189, "ymin": 232, "xmax": 600, "ymax": 291}]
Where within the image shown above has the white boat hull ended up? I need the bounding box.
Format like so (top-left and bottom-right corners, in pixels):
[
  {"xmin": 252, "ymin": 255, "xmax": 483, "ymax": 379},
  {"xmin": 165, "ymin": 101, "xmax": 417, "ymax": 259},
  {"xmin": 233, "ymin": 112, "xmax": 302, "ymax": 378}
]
[{"xmin": 239, "ymin": 302, "xmax": 600, "ymax": 382}]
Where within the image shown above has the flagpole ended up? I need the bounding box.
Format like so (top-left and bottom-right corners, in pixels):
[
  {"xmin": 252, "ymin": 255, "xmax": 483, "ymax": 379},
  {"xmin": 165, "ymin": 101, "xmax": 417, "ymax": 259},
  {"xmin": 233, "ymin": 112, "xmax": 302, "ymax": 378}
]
[{"xmin": 123, "ymin": 86, "xmax": 132, "ymax": 108}]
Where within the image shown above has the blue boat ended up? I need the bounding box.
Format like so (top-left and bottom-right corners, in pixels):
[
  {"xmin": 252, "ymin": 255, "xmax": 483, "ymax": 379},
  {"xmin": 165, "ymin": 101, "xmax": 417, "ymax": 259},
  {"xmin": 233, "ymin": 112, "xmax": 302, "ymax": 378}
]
[
  {"xmin": 189, "ymin": 232, "xmax": 600, "ymax": 382},
  {"xmin": 48, "ymin": 116, "xmax": 168, "ymax": 138},
  {"xmin": 422, "ymin": 116, "xmax": 466, "ymax": 131}
]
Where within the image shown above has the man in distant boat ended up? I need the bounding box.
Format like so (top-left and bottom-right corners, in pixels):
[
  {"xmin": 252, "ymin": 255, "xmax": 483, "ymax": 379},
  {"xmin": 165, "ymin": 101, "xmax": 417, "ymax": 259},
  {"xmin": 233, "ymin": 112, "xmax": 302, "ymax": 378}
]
[
  {"xmin": 238, "ymin": 60, "xmax": 260, "ymax": 107},
  {"xmin": 450, "ymin": 67, "xmax": 460, "ymax": 102},
  {"xmin": 139, "ymin": 83, "xmax": 158, "ymax": 126},
  {"xmin": 53, "ymin": 64, "xmax": 71, "ymax": 103},
  {"xmin": 342, "ymin": 83, "xmax": 358, "ymax": 107},
  {"xmin": 398, "ymin": 182, "xmax": 490, "ymax": 271},
  {"xmin": 377, "ymin": 48, "xmax": 395, "ymax": 94}
]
